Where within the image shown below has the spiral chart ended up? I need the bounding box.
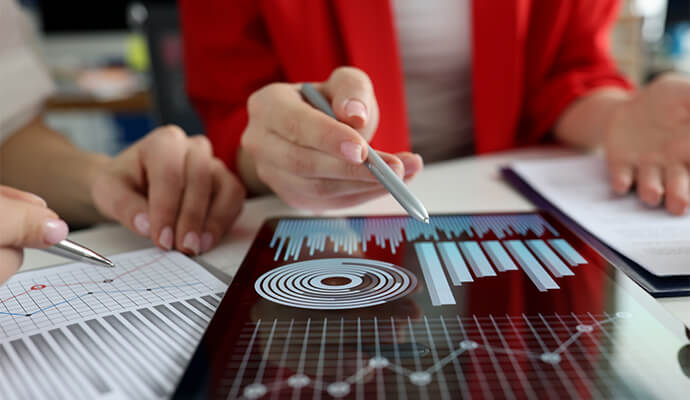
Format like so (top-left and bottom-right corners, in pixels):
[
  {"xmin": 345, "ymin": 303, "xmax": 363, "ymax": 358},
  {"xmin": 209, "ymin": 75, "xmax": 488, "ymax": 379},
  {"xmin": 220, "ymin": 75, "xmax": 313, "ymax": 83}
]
[{"xmin": 254, "ymin": 258, "xmax": 418, "ymax": 310}]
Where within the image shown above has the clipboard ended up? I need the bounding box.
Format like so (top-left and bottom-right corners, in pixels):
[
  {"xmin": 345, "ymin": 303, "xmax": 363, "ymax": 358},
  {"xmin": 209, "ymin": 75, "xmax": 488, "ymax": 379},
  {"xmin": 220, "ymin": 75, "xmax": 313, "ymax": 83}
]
[{"xmin": 502, "ymin": 166, "xmax": 690, "ymax": 297}]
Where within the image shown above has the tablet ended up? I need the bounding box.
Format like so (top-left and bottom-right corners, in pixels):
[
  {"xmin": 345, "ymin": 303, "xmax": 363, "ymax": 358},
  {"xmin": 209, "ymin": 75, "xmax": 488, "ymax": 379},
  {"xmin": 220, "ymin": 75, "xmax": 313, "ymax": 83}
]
[{"xmin": 174, "ymin": 212, "xmax": 690, "ymax": 399}]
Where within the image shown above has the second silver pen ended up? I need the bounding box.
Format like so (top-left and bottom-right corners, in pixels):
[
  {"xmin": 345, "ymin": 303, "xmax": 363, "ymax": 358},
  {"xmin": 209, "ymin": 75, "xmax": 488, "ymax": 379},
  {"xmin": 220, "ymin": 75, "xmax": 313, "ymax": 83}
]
[{"xmin": 300, "ymin": 83, "xmax": 430, "ymax": 224}]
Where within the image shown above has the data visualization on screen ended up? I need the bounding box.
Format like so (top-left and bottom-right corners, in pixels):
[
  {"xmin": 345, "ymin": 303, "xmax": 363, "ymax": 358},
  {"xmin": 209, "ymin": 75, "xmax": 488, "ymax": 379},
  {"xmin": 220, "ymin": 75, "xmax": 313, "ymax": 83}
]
[
  {"xmin": 267, "ymin": 215, "xmax": 588, "ymax": 307},
  {"xmin": 0, "ymin": 248, "xmax": 227, "ymax": 399},
  {"xmin": 175, "ymin": 212, "xmax": 690, "ymax": 400}
]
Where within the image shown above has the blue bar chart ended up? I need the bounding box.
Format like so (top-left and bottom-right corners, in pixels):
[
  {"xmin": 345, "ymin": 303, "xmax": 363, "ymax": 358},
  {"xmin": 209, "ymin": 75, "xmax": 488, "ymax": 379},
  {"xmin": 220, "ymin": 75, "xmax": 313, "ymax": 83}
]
[
  {"xmin": 270, "ymin": 215, "xmax": 588, "ymax": 306},
  {"xmin": 270, "ymin": 215, "xmax": 559, "ymax": 261}
]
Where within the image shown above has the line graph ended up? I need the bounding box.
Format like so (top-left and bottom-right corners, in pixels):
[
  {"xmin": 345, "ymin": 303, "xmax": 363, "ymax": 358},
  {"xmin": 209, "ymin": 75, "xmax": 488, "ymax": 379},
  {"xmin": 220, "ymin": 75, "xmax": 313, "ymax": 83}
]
[
  {"xmin": 0, "ymin": 248, "xmax": 228, "ymax": 399},
  {"xmin": 226, "ymin": 312, "xmax": 637, "ymax": 399},
  {"xmin": 0, "ymin": 282, "xmax": 202, "ymax": 317},
  {"xmin": 0, "ymin": 254, "xmax": 166, "ymax": 309},
  {"xmin": 0, "ymin": 249, "xmax": 224, "ymax": 340}
]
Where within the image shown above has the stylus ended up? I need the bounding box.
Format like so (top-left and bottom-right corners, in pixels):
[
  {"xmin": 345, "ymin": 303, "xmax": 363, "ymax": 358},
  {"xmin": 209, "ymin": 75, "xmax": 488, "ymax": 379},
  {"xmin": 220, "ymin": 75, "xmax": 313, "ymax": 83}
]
[
  {"xmin": 300, "ymin": 83, "xmax": 430, "ymax": 224},
  {"xmin": 43, "ymin": 239, "xmax": 115, "ymax": 268}
]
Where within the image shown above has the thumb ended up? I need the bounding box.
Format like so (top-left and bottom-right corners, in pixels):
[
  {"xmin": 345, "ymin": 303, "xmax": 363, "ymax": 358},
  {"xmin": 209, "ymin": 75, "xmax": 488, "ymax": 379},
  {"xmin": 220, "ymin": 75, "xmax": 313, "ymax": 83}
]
[
  {"xmin": 323, "ymin": 67, "xmax": 379, "ymax": 141},
  {"xmin": 0, "ymin": 196, "xmax": 68, "ymax": 248}
]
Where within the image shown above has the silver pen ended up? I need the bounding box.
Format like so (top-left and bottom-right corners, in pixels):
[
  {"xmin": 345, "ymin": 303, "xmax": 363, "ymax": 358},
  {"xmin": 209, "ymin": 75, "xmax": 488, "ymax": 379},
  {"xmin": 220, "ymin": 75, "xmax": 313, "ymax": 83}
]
[
  {"xmin": 300, "ymin": 83, "xmax": 430, "ymax": 223},
  {"xmin": 43, "ymin": 239, "xmax": 115, "ymax": 268}
]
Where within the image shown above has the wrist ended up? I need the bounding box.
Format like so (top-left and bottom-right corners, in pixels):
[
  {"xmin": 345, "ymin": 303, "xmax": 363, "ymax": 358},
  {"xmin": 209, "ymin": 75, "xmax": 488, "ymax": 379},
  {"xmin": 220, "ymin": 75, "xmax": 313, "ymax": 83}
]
[
  {"xmin": 555, "ymin": 88, "xmax": 632, "ymax": 148},
  {"xmin": 84, "ymin": 153, "xmax": 114, "ymax": 222},
  {"xmin": 237, "ymin": 147, "xmax": 270, "ymax": 196},
  {"xmin": 602, "ymin": 92, "xmax": 635, "ymax": 146}
]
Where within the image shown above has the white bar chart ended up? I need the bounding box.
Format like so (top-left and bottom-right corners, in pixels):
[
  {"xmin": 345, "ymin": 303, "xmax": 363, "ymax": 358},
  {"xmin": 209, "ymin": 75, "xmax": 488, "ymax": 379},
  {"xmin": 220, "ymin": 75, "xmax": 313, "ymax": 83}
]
[
  {"xmin": 416, "ymin": 238, "xmax": 586, "ymax": 305},
  {"xmin": 268, "ymin": 215, "xmax": 589, "ymax": 307}
]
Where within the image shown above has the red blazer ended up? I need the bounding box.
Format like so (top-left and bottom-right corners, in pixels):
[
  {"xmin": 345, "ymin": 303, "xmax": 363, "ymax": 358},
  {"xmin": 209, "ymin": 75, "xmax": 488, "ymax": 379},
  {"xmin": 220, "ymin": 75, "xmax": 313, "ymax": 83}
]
[{"xmin": 179, "ymin": 0, "xmax": 631, "ymax": 172}]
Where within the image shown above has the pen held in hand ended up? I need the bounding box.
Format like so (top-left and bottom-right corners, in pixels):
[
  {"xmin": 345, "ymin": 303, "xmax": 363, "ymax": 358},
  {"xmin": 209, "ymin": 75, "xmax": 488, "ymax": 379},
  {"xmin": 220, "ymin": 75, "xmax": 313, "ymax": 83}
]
[
  {"xmin": 42, "ymin": 239, "xmax": 115, "ymax": 268},
  {"xmin": 299, "ymin": 83, "xmax": 430, "ymax": 223}
]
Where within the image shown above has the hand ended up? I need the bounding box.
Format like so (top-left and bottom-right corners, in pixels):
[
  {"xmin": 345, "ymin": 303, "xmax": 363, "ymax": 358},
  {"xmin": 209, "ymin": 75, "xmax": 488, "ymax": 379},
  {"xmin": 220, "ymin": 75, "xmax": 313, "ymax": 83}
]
[
  {"xmin": 605, "ymin": 74, "xmax": 690, "ymax": 215},
  {"xmin": 90, "ymin": 126, "xmax": 246, "ymax": 254},
  {"xmin": 239, "ymin": 67, "xmax": 424, "ymax": 211},
  {"xmin": 0, "ymin": 186, "xmax": 68, "ymax": 283}
]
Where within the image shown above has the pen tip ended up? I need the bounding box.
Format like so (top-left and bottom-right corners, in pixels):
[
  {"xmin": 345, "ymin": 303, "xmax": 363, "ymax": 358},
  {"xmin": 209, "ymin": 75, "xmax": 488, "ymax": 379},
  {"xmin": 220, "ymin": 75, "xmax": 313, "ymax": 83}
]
[{"xmin": 423, "ymin": 217, "xmax": 430, "ymax": 224}]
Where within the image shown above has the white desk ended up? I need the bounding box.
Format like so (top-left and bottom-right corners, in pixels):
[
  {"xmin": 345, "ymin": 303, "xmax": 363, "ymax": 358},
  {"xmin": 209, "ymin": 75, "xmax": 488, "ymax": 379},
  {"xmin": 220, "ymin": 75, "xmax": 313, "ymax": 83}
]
[{"xmin": 22, "ymin": 147, "xmax": 690, "ymax": 328}]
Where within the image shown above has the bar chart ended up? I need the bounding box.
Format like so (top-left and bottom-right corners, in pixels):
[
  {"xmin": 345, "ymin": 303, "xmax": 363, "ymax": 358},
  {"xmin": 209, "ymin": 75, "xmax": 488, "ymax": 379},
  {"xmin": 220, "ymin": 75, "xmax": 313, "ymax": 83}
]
[
  {"xmin": 175, "ymin": 213, "xmax": 690, "ymax": 399},
  {"xmin": 268, "ymin": 216, "xmax": 588, "ymax": 306},
  {"xmin": 0, "ymin": 248, "xmax": 227, "ymax": 399},
  {"xmin": 269, "ymin": 215, "xmax": 559, "ymax": 260}
]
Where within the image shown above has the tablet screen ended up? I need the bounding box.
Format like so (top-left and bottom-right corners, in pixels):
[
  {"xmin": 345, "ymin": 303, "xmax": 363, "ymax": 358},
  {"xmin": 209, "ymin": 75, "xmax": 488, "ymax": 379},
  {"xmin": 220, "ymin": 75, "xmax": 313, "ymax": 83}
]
[{"xmin": 174, "ymin": 212, "xmax": 690, "ymax": 399}]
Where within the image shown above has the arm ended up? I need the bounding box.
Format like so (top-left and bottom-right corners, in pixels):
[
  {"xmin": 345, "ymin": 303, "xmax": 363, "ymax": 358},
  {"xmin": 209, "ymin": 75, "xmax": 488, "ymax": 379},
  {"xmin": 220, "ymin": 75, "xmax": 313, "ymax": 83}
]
[
  {"xmin": 179, "ymin": 0, "xmax": 283, "ymax": 181},
  {"xmin": 0, "ymin": 116, "xmax": 109, "ymax": 226},
  {"xmin": 0, "ymin": 117, "xmax": 245, "ymax": 254},
  {"xmin": 524, "ymin": 0, "xmax": 632, "ymax": 147},
  {"xmin": 547, "ymin": 1, "xmax": 690, "ymax": 215},
  {"xmin": 554, "ymin": 88, "xmax": 630, "ymax": 148}
]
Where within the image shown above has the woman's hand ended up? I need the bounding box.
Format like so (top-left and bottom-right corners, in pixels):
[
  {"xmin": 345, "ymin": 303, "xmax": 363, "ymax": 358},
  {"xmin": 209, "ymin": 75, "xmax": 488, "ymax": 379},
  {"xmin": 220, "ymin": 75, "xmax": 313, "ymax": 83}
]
[
  {"xmin": 0, "ymin": 186, "xmax": 68, "ymax": 284},
  {"xmin": 238, "ymin": 67, "xmax": 424, "ymax": 211},
  {"xmin": 90, "ymin": 126, "xmax": 246, "ymax": 255},
  {"xmin": 604, "ymin": 74, "xmax": 690, "ymax": 215}
]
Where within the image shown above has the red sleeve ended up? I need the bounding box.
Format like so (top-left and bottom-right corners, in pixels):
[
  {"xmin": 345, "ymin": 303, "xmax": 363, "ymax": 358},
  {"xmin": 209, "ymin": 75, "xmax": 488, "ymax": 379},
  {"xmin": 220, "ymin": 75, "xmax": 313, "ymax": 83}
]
[
  {"xmin": 524, "ymin": 0, "xmax": 633, "ymax": 143},
  {"xmin": 179, "ymin": 0, "xmax": 283, "ymax": 172}
]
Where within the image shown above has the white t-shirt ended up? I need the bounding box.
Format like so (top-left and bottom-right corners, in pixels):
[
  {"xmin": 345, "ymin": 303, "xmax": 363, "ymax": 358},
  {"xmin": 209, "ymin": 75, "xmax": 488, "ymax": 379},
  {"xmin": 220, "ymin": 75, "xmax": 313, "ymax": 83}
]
[
  {"xmin": 392, "ymin": 0, "xmax": 474, "ymax": 163},
  {"xmin": 0, "ymin": 0, "xmax": 54, "ymax": 144}
]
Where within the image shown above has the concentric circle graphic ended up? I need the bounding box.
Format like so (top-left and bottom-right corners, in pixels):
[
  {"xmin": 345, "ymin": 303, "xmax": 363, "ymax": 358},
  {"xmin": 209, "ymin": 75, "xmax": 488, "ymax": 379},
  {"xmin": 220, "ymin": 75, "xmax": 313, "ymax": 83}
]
[{"xmin": 255, "ymin": 258, "xmax": 418, "ymax": 310}]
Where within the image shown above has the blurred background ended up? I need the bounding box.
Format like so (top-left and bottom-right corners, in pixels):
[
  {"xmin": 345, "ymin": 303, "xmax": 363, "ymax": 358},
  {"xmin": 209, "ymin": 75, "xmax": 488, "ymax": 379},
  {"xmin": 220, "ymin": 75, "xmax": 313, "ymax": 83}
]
[{"xmin": 13, "ymin": 0, "xmax": 690, "ymax": 155}]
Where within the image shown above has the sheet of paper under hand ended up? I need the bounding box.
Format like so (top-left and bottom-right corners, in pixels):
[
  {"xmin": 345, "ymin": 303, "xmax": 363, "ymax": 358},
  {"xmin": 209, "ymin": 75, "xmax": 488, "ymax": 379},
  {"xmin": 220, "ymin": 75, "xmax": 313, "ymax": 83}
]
[
  {"xmin": 511, "ymin": 155, "xmax": 690, "ymax": 277},
  {"xmin": 0, "ymin": 248, "xmax": 227, "ymax": 399}
]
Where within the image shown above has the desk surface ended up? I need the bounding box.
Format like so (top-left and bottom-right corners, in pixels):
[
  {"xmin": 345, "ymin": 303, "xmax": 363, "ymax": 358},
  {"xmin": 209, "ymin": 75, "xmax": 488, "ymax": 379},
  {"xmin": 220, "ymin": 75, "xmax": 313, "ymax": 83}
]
[{"xmin": 22, "ymin": 147, "xmax": 690, "ymax": 328}]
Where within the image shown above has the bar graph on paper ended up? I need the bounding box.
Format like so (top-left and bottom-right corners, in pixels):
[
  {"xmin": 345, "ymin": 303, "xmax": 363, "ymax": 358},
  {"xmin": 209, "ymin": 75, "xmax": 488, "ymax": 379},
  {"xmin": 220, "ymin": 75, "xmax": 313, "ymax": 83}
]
[
  {"xmin": 0, "ymin": 248, "xmax": 227, "ymax": 400},
  {"xmin": 269, "ymin": 215, "xmax": 588, "ymax": 306}
]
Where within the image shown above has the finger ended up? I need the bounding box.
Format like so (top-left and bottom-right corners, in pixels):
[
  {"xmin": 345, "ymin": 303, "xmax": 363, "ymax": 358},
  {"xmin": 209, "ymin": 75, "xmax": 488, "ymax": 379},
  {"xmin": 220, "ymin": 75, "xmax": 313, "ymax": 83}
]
[
  {"xmin": 664, "ymin": 163, "xmax": 690, "ymax": 215},
  {"xmin": 175, "ymin": 136, "xmax": 214, "ymax": 255},
  {"xmin": 91, "ymin": 174, "xmax": 150, "ymax": 236},
  {"xmin": 255, "ymin": 130, "xmax": 404, "ymax": 181},
  {"xmin": 199, "ymin": 161, "xmax": 246, "ymax": 253},
  {"xmin": 0, "ymin": 186, "xmax": 47, "ymax": 207},
  {"xmin": 397, "ymin": 152, "xmax": 424, "ymax": 178},
  {"xmin": 261, "ymin": 170, "xmax": 392, "ymax": 212},
  {"xmin": 0, "ymin": 197, "xmax": 67, "ymax": 248},
  {"xmin": 321, "ymin": 67, "xmax": 378, "ymax": 136},
  {"xmin": 637, "ymin": 162, "xmax": 664, "ymax": 207},
  {"xmin": 607, "ymin": 159, "xmax": 635, "ymax": 195},
  {"xmin": 141, "ymin": 126, "xmax": 189, "ymax": 250},
  {"xmin": 259, "ymin": 165, "xmax": 388, "ymax": 201},
  {"xmin": 320, "ymin": 187, "xmax": 392, "ymax": 209},
  {"xmin": 246, "ymin": 84, "xmax": 368, "ymax": 164},
  {"xmin": 0, "ymin": 248, "xmax": 22, "ymax": 285}
]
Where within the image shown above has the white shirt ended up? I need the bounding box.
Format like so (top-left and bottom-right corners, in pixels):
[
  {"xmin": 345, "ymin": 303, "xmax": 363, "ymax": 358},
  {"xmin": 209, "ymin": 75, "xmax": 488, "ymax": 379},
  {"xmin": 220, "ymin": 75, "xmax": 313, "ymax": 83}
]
[
  {"xmin": 392, "ymin": 0, "xmax": 474, "ymax": 163},
  {"xmin": 0, "ymin": 0, "xmax": 54, "ymax": 144}
]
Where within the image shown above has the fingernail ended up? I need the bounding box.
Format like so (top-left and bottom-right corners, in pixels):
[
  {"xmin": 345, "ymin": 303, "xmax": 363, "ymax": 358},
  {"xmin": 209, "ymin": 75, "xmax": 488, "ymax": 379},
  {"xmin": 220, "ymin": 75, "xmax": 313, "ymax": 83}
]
[
  {"xmin": 340, "ymin": 142, "xmax": 364, "ymax": 163},
  {"xmin": 344, "ymin": 99, "xmax": 367, "ymax": 121},
  {"xmin": 403, "ymin": 154, "xmax": 423, "ymax": 177},
  {"xmin": 133, "ymin": 213, "xmax": 150, "ymax": 235},
  {"xmin": 201, "ymin": 232, "xmax": 214, "ymax": 253},
  {"xmin": 159, "ymin": 226, "xmax": 173, "ymax": 250},
  {"xmin": 43, "ymin": 219, "xmax": 69, "ymax": 245},
  {"xmin": 183, "ymin": 232, "xmax": 200, "ymax": 255}
]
